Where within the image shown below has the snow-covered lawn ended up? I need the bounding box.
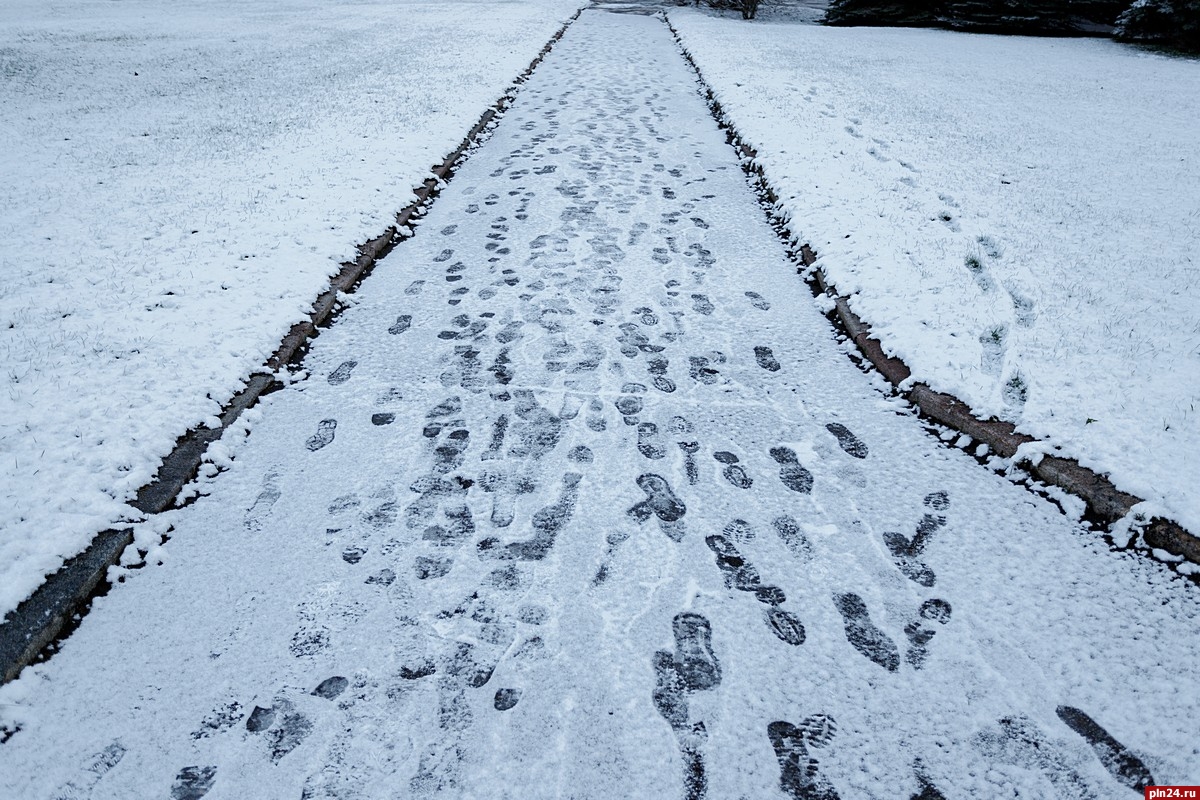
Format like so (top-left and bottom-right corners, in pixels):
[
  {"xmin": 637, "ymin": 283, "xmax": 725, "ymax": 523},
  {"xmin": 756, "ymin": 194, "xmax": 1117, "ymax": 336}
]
[
  {"xmin": 0, "ymin": 0, "xmax": 583, "ymax": 617},
  {"xmin": 669, "ymin": 8, "xmax": 1200, "ymax": 537}
]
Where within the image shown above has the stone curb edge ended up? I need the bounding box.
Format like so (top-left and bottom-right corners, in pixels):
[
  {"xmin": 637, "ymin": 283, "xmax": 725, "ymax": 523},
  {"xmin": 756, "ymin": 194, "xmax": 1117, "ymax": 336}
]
[
  {"xmin": 0, "ymin": 9, "xmax": 584, "ymax": 688},
  {"xmin": 664, "ymin": 13, "xmax": 1200, "ymax": 572}
]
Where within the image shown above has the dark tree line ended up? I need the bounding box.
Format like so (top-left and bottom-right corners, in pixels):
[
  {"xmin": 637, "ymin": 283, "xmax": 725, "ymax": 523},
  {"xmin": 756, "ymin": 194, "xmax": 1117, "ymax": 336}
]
[
  {"xmin": 820, "ymin": 0, "xmax": 1199, "ymax": 50},
  {"xmin": 1115, "ymin": 0, "xmax": 1200, "ymax": 50},
  {"xmin": 690, "ymin": 0, "xmax": 764, "ymax": 20},
  {"xmin": 684, "ymin": 0, "xmax": 1197, "ymax": 52}
]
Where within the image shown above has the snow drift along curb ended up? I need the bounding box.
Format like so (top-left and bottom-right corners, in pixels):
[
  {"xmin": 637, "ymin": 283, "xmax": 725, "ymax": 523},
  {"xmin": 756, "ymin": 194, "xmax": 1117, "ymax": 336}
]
[
  {"xmin": 0, "ymin": 8, "xmax": 583, "ymax": 687},
  {"xmin": 665, "ymin": 13, "xmax": 1200, "ymax": 571}
]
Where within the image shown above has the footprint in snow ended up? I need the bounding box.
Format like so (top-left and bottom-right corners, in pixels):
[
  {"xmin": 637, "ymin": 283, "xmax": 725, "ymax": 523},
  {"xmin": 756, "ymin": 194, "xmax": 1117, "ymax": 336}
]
[
  {"xmin": 477, "ymin": 473, "xmax": 582, "ymax": 561},
  {"xmin": 244, "ymin": 471, "xmax": 281, "ymax": 531},
  {"xmin": 305, "ymin": 419, "xmax": 336, "ymax": 452},
  {"xmin": 883, "ymin": 491, "xmax": 949, "ymax": 587},
  {"xmin": 754, "ymin": 346, "xmax": 781, "ymax": 372},
  {"xmin": 770, "ymin": 446, "xmax": 813, "ymax": 494},
  {"xmin": 706, "ymin": 532, "xmax": 762, "ymax": 592},
  {"xmin": 670, "ymin": 612, "xmax": 721, "ymax": 691},
  {"xmin": 652, "ymin": 612, "xmax": 722, "ymax": 800},
  {"xmin": 704, "ymin": 533, "xmax": 805, "ymax": 645},
  {"xmin": 974, "ymin": 715, "xmax": 1099, "ymax": 799},
  {"xmin": 47, "ymin": 742, "xmax": 127, "ymax": 799},
  {"xmin": 479, "ymin": 470, "xmax": 535, "ymax": 529},
  {"xmin": 1056, "ymin": 705, "xmax": 1155, "ymax": 792},
  {"xmin": 414, "ymin": 554, "xmax": 453, "ymax": 580},
  {"xmin": 768, "ymin": 716, "xmax": 840, "ymax": 800},
  {"xmin": 494, "ymin": 688, "xmax": 521, "ymax": 711},
  {"xmin": 245, "ymin": 697, "xmax": 314, "ymax": 764},
  {"xmin": 647, "ymin": 355, "xmax": 676, "ymax": 393},
  {"xmin": 388, "ymin": 314, "xmax": 412, "ymax": 334},
  {"xmin": 327, "ymin": 360, "xmax": 356, "ymax": 385},
  {"xmin": 614, "ymin": 382, "xmax": 646, "ymax": 424},
  {"xmin": 171, "ymin": 766, "xmax": 217, "ymax": 800},
  {"xmin": 772, "ymin": 515, "xmax": 814, "ymax": 561},
  {"xmin": 713, "ymin": 450, "xmax": 753, "ymax": 489},
  {"xmin": 311, "ymin": 676, "xmax": 348, "ymax": 700},
  {"xmin": 745, "ymin": 291, "xmax": 771, "ymax": 311},
  {"xmin": 637, "ymin": 422, "xmax": 667, "ymax": 459},
  {"xmin": 723, "ymin": 518, "xmax": 754, "ymax": 543},
  {"xmin": 825, "ymin": 423, "xmax": 868, "ymax": 459},
  {"xmin": 688, "ymin": 355, "xmax": 720, "ymax": 385},
  {"xmin": 903, "ymin": 598, "xmax": 952, "ymax": 669},
  {"xmin": 628, "ymin": 473, "xmax": 686, "ymax": 534},
  {"xmin": 833, "ymin": 592, "xmax": 899, "ymax": 672},
  {"xmin": 585, "ymin": 398, "xmax": 608, "ymax": 433},
  {"xmin": 910, "ymin": 757, "xmax": 948, "ymax": 800}
]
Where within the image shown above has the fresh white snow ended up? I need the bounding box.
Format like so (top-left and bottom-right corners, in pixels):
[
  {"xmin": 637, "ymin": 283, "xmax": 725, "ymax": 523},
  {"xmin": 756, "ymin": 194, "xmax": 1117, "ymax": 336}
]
[
  {"xmin": 1, "ymin": 11, "xmax": 1198, "ymax": 797},
  {"xmin": 669, "ymin": 7, "xmax": 1200, "ymax": 536},
  {"xmin": 0, "ymin": 0, "xmax": 584, "ymax": 616}
]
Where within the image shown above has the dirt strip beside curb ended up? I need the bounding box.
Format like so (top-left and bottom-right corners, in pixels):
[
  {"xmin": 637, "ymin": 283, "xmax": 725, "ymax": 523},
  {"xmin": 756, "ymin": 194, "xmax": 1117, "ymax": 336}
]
[
  {"xmin": 0, "ymin": 9, "xmax": 584, "ymax": 688},
  {"xmin": 665, "ymin": 14, "xmax": 1200, "ymax": 571}
]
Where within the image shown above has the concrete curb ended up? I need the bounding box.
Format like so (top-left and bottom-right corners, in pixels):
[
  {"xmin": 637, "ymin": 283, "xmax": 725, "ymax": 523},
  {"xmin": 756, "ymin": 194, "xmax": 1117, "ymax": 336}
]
[
  {"xmin": 0, "ymin": 9, "xmax": 584, "ymax": 687},
  {"xmin": 665, "ymin": 14, "xmax": 1200, "ymax": 570}
]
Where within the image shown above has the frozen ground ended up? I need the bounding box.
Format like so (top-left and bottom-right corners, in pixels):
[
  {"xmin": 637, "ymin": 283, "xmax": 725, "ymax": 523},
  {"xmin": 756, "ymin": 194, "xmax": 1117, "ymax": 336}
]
[
  {"xmin": 669, "ymin": 9, "xmax": 1200, "ymax": 536},
  {"xmin": 2, "ymin": 10, "xmax": 1197, "ymax": 798},
  {"xmin": 0, "ymin": 0, "xmax": 584, "ymax": 617}
]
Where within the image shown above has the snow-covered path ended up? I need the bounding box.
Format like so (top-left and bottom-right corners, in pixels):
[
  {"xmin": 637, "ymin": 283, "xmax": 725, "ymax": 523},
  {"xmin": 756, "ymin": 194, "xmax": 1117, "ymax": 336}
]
[{"xmin": 2, "ymin": 10, "xmax": 1198, "ymax": 798}]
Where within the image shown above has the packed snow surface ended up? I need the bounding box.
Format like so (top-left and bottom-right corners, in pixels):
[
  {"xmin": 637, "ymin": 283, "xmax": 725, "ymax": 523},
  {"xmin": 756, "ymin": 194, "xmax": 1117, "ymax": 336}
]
[
  {"xmin": 2, "ymin": 11, "xmax": 1198, "ymax": 798},
  {"xmin": 669, "ymin": 8, "xmax": 1200, "ymax": 535},
  {"xmin": 0, "ymin": 0, "xmax": 584, "ymax": 616}
]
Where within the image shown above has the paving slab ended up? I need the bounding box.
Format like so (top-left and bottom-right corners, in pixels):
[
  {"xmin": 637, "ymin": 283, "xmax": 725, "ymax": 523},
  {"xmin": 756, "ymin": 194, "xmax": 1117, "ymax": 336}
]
[{"xmin": 1, "ymin": 10, "xmax": 1197, "ymax": 799}]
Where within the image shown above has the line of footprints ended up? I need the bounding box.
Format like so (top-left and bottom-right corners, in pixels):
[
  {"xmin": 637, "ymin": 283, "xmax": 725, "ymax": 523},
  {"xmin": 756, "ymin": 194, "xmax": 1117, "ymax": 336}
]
[
  {"xmin": 624, "ymin": 418, "xmax": 1156, "ymax": 797},
  {"xmin": 650, "ymin": 607, "xmax": 1158, "ymax": 800},
  {"xmin": 167, "ymin": 73, "xmax": 1168, "ymax": 800},
  {"xmin": 283, "ymin": 391, "xmax": 1160, "ymax": 799},
  {"xmin": 274, "ymin": 253, "xmax": 1142, "ymax": 798},
  {"xmin": 160, "ymin": 32, "xmax": 1167, "ymax": 796},
  {"xmin": 289, "ymin": 397, "xmax": 1160, "ymax": 797},
  {"xmin": 640, "ymin": 472, "xmax": 1156, "ymax": 797}
]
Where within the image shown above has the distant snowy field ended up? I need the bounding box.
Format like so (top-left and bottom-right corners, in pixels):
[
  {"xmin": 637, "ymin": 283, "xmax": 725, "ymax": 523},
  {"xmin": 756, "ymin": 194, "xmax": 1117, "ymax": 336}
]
[
  {"xmin": 0, "ymin": 0, "xmax": 583, "ymax": 616},
  {"xmin": 670, "ymin": 9, "xmax": 1200, "ymax": 536}
]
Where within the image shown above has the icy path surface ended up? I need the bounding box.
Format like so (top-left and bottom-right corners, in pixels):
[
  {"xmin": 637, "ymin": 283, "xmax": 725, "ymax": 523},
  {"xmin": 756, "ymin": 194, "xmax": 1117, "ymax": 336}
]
[{"xmin": 2, "ymin": 11, "xmax": 1198, "ymax": 799}]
